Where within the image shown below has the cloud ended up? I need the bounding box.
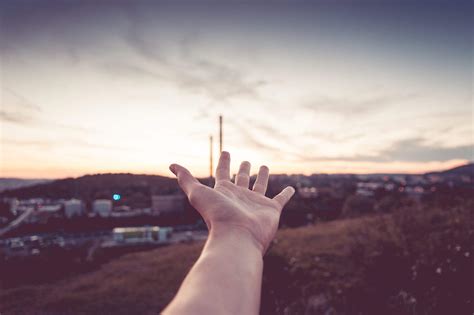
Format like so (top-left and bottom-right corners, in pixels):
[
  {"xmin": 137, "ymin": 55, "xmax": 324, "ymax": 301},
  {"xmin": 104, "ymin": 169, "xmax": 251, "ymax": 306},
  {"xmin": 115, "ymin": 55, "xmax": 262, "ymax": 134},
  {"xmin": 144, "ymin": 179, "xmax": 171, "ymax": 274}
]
[
  {"xmin": 192, "ymin": 106, "xmax": 211, "ymax": 121},
  {"xmin": 173, "ymin": 59, "xmax": 267, "ymax": 101},
  {"xmin": 107, "ymin": 16, "xmax": 267, "ymax": 102},
  {"xmin": 0, "ymin": 110, "xmax": 34, "ymax": 124},
  {"xmin": 0, "ymin": 89, "xmax": 42, "ymax": 124},
  {"xmin": 3, "ymin": 88, "xmax": 42, "ymax": 112},
  {"xmin": 231, "ymin": 119, "xmax": 367, "ymax": 161},
  {"xmin": 239, "ymin": 127, "xmax": 283, "ymax": 154},
  {"xmin": 302, "ymin": 93, "xmax": 417, "ymax": 117},
  {"xmin": 296, "ymin": 138, "xmax": 473, "ymax": 163},
  {"xmin": 1, "ymin": 88, "xmax": 93, "ymax": 134},
  {"xmin": 0, "ymin": 106, "xmax": 92, "ymax": 134},
  {"xmin": 298, "ymin": 129, "xmax": 365, "ymax": 143},
  {"xmin": 378, "ymin": 138, "xmax": 473, "ymax": 162},
  {"xmin": 100, "ymin": 50, "xmax": 266, "ymax": 102},
  {"xmin": 229, "ymin": 119, "xmax": 283, "ymax": 154},
  {"xmin": 2, "ymin": 138, "xmax": 129, "ymax": 152},
  {"xmin": 101, "ymin": 62, "xmax": 163, "ymax": 80},
  {"xmin": 1, "ymin": 139, "xmax": 55, "ymax": 149},
  {"xmin": 242, "ymin": 119, "xmax": 296, "ymax": 144},
  {"xmin": 121, "ymin": 9, "xmax": 169, "ymax": 66}
]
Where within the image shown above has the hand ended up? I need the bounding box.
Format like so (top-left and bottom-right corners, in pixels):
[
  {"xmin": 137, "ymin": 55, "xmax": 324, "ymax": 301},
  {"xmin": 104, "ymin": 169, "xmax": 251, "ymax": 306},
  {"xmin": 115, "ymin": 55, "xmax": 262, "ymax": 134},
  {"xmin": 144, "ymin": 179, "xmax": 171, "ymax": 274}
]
[{"xmin": 169, "ymin": 151, "xmax": 295, "ymax": 254}]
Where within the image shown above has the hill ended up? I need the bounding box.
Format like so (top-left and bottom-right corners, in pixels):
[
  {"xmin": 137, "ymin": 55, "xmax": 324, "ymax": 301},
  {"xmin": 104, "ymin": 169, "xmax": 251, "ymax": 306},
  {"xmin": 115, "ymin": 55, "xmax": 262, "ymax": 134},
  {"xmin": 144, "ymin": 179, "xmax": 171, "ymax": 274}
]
[
  {"xmin": 1, "ymin": 205, "xmax": 472, "ymax": 314},
  {"xmin": 0, "ymin": 178, "xmax": 51, "ymax": 193},
  {"xmin": 426, "ymin": 162, "xmax": 474, "ymax": 176},
  {"xmin": 0, "ymin": 173, "xmax": 183, "ymax": 206},
  {"xmin": 1, "ymin": 163, "xmax": 472, "ymax": 202}
]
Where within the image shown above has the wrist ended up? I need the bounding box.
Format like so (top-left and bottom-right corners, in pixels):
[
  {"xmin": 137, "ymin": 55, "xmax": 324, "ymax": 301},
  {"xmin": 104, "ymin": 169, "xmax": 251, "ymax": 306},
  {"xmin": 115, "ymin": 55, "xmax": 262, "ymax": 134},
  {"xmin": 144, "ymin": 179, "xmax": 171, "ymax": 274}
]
[{"xmin": 208, "ymin": 224, "xmax": 265, "ymax": 257}]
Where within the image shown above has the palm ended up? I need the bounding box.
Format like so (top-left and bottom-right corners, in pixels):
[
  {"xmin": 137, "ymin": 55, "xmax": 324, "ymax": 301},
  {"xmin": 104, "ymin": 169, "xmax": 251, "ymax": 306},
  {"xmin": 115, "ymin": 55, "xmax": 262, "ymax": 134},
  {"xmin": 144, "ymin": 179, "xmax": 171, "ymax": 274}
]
[
  {"xmin": 201, "ymin": 182, "xmax": 281, "ymax": 245},
  {"xmin": 170, "ymin": 152, "xmax": 295, "ymax": 252}
]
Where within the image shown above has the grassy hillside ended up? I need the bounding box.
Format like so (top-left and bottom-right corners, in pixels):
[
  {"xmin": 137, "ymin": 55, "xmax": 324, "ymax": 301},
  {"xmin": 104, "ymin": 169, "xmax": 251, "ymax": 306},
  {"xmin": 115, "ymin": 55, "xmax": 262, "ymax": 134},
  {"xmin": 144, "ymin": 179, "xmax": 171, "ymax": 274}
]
[{"xmin": 1, "ymin": 205, "xmax": 472, "ymax": 315}]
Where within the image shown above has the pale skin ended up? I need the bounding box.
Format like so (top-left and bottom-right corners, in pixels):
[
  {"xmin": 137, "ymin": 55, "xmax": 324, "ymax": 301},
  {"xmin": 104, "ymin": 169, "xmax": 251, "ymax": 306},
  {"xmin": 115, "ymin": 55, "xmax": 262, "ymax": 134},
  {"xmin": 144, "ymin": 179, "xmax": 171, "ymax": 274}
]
[{"xmin": 163, "ymin": 151, "xmax": 295, "ymax": 315}]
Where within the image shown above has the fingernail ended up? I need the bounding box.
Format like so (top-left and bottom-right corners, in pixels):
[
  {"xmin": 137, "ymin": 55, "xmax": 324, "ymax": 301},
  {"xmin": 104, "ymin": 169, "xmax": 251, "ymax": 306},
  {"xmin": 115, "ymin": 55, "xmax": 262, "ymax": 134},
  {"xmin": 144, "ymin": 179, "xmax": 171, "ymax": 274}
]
[{"xmin": 169, "ymin": 164, "xmax": 177, "ymax": 175}]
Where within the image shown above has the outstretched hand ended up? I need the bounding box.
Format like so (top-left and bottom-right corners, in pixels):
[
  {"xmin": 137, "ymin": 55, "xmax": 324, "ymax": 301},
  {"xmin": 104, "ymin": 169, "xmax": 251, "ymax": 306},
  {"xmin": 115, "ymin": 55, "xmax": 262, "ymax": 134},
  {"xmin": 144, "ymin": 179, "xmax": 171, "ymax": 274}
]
[
  {"xmin": 165, "ymin": 151, "xmax": 295, "ymax": 314},
  {"xmin": 169, "ymin": 151, "xmax": 295, "ymax": 254}
]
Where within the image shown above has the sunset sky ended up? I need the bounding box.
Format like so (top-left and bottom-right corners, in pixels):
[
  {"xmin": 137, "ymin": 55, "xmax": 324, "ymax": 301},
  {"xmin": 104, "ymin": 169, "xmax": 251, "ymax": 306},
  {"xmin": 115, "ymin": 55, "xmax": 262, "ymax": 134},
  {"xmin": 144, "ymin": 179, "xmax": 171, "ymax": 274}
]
[{"xmin": 1, "ymin": 1, "xmax": 472, "ymax": 179}]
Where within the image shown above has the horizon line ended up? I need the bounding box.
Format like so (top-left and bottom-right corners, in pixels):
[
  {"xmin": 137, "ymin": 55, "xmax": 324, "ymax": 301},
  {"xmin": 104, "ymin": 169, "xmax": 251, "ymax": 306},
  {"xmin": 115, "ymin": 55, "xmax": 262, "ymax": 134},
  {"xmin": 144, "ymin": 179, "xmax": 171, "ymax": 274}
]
[{"xmin": 1, "ymin": 161, "xmax": 471, "ymax": 181}]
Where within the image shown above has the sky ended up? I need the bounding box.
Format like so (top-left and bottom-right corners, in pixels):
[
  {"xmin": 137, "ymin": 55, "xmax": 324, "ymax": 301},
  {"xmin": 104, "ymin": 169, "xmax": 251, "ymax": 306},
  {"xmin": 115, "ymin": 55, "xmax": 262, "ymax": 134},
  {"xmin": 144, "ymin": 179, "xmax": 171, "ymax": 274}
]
[{"xmin": 0, "ymin": 1, "xmax": 472, "ymax": 179}]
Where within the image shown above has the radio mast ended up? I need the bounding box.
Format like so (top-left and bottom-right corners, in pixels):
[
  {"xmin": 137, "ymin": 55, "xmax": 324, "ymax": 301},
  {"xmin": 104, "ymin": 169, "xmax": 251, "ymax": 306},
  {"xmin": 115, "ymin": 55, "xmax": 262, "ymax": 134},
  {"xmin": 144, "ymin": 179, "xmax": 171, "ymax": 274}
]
[
  {"xmin": 209, "ymin": 135, "xmax": 213, "ymax": 178},
  {"xmin": 219, "ymin": 115, "xmax": 223, "ymax": 153}
]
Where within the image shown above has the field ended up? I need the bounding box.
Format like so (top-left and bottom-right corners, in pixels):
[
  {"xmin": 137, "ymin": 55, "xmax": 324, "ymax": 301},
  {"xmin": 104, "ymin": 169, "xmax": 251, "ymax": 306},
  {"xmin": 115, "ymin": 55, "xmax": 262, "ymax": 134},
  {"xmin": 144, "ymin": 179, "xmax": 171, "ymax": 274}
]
[{"xmin": 1, "ymin": 205, "xmax": 472, "ymax": 315}]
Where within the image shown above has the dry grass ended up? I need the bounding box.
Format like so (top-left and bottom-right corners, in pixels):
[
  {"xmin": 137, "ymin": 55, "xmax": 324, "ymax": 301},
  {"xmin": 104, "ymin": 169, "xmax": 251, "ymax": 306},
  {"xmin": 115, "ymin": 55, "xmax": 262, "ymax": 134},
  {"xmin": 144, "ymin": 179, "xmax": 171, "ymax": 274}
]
[
  {"xmin": 1, "ymin": 208, "xmax": 472, "ymax": 315},
  {"xmin": 262, "ymin": 206, "xmax": 473, "ymax": 314},
  {"xmin": 0, "ymin": 243, "xmax": 202, "ymax": 314}
]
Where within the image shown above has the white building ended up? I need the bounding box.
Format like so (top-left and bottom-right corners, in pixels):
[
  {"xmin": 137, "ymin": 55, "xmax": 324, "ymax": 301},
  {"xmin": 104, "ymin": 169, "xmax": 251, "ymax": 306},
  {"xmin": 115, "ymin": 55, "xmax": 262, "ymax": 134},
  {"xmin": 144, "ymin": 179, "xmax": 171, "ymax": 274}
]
[
  {"xmin": 64, "ymin": 199, "xmax": 84, "ymax": 218},
  {"xmin": 9, "ymin": 198, "xmax": 20, "ymax": 216},
  {"xmin": 92, "ymin": 199, "xmax": 112, "ymax": 217},
  {"xmin": 38, "ymin": 204, "xmax": 63, "ymax": 213},
  {"xmin": 151, "ymin": 195, "xmax": 185, "ymax": 215},
  {"xmin": 298, "ymin": 187, "xmax": 318, "ymax": 198},
  {"xmin": 112, "ymin": 226, "xmax": 173, "ymax": 244}
]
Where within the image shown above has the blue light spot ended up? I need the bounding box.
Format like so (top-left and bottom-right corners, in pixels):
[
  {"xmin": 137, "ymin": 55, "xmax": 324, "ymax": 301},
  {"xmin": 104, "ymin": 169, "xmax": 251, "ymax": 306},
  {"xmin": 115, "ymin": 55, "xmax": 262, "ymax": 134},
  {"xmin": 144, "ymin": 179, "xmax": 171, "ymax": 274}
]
[{"xmin": 113, "ymin": 194, "xmax": 121, "ymax": 201}]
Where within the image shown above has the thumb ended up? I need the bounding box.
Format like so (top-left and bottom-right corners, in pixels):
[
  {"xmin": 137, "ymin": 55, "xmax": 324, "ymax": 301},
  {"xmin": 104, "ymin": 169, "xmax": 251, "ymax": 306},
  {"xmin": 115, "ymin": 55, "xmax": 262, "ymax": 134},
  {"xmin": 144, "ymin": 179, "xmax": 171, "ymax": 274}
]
[{"xmin": 169, "ymin": 164, "xmax": 200, "ymax": 196}]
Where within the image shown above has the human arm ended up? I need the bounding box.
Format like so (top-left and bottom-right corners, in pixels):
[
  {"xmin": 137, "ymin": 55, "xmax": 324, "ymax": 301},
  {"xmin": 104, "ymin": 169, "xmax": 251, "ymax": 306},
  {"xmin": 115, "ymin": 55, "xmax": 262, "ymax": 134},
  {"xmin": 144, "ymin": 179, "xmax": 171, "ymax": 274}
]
[{"xmin": 162, "ymin": 151, "xmax": 295, "ymax": 315}]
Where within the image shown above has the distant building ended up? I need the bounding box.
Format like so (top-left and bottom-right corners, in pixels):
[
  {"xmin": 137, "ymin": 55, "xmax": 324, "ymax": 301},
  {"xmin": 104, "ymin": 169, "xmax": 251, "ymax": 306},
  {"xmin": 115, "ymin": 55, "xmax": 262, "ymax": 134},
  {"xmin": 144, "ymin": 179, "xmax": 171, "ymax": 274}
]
[
  {"xmin": 298, "ymin": 187, "xmax": 319, "ymax": 198},
  {"xmin": 111, "ymin": 226, "xmax": 172, "ymax": 244},
  {"xmin": 9, "ymin": 198, "xmax": 19, "ymax": 216},
  {"xmin": 151, "ymin": 195, "xmax": 185, "ymax": 215},
  {"xmin": 21, "ymin": 198, "xmax": 45, "ymax": 206},
  {"xmin": 38, "ymin": 204, "xmax": 63, "ymax": 213},
  {"xmin": 356, "ymin": 188, "xmax": 374, "ymax": 197},
  {"xmin": 26, "ymin": 204, "xmax": 62, "ymax": 224},
  {"xmin": 92, "ymin": 199, "xmax": 112, "ymax": 217},
  {"xmin": 404, "ymin": 186, "xmax": 425, "ymax": 200},
  {"xmin": 356, "ymin": 182, "xmax": 383, "ymax": 197},
  {"xmin": 64, "ymin": 199, "xmax": 84, "ymax": 218},
  {"xmin": 113, "ymin": 205, "xmax": 131, "ymax": 212},
  {"xmin": 111, "ymin": 206, "xmax": 143, "ymax": 218}
]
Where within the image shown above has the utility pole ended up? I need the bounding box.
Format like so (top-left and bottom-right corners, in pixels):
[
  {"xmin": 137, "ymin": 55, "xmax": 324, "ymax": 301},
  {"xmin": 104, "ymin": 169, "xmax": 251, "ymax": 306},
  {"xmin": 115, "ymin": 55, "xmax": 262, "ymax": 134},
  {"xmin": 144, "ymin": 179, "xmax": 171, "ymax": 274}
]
[
  {"xmin": 209, "ymin": 135, "xmax": 213, "ymax": 178},
  {"xmin": 219, "ymin": 115, "xmax": 223, "ymax": 153}
]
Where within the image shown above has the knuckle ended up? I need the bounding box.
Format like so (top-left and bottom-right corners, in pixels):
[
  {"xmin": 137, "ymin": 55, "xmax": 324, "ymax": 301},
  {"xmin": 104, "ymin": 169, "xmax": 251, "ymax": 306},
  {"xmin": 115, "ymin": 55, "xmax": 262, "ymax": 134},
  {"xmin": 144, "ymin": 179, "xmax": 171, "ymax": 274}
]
[
  {"xmin": 188, "ymin": 185, "xmax": 206, "ymax": 205},
  {"xmin": 188, "ymin": 191, "xmax": 199, "ymax": 205},
  {"xmin": 237, "ymin": 174, "xmax": 249, "ymax": 181},
  {"xmin": 273, "ymin": 199, "xmax": 283, "ymax": 208}
]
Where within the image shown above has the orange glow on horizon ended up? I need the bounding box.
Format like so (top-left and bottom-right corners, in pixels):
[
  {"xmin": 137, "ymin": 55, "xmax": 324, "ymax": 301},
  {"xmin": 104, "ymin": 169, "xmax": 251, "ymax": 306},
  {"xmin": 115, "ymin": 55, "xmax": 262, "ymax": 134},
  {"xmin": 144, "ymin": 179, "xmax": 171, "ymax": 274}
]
[{"xmin": 1, "ymin": 159, "xmax": 469, "ymax": 180}]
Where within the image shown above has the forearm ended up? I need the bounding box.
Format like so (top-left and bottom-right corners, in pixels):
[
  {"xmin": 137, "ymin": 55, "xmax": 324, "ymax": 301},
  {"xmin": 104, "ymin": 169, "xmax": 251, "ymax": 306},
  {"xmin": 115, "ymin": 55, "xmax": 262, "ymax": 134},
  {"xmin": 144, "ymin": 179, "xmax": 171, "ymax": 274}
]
[{"xmin": 163, "ymin": 227, "xmax": 264, "ymax": 315}]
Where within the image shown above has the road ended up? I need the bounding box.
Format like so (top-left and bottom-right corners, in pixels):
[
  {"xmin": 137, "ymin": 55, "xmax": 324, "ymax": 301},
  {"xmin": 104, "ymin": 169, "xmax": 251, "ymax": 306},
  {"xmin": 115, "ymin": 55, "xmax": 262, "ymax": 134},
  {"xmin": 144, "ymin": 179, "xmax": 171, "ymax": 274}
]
[
  {"xmin": 169, "ymin": 230, "xmax": 208, "ymax": 244},
  {"xmin": 0, "ymin": 208, "xmax": 34, "ymax": 238}
]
